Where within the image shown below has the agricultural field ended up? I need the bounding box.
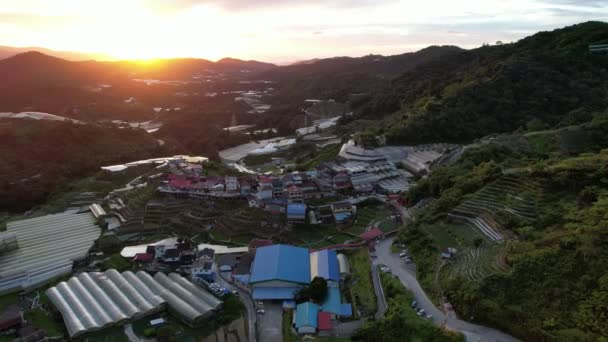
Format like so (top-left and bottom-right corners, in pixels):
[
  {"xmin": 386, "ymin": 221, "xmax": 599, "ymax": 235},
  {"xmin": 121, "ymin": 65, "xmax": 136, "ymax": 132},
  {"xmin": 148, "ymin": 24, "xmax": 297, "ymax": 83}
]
[
  {"xmin": 449, "ymin": 175, "xmax": 539, "ymax": 242},
  {"xmin": 346, "ymin": 205, "xmax": 399, "ymax": 235},
  {"xmin": 347, "ymin": 248, "xmax": 377, "ymax": 317},
  {"xmin": 419, "ymin": 175, "xmax": 541, "ymax": 286},
  {"xmin": 443, "ymin": 244, "xmax": 510, "ymax": 282}
]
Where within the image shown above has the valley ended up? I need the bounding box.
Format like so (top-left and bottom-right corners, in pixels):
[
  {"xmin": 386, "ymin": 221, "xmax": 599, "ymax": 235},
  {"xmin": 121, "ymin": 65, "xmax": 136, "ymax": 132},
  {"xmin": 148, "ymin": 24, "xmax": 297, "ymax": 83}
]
[{"xmin": 1, "ymin": 21, "xmax": 608, "ymax": 342}]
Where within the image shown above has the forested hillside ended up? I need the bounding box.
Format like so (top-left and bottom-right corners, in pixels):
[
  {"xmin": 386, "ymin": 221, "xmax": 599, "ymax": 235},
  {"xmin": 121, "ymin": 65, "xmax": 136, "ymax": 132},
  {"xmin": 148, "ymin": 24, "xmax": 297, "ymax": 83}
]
[
  {"xmin": 0, "ymin": 119, "xmax": 169, "ymax": 212},
  {"xmin": 262, "ymin": 46, "xmax": 463, "ymax": 105},
  {"xmin": 353, "ymin": 21, "xmax": 608, "ymax": 144},
  {"xmin": 399, "ymin": 115, "xmax": 608, "ymax": 341}
]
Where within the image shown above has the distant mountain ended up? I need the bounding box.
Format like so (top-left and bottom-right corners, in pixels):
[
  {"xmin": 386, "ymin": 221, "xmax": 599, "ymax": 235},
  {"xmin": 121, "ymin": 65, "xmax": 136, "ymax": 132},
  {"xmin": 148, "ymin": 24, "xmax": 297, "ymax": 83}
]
[
  {"xmin": 261, "ymin": 46, "xmax": 463, "ymax": 81},
  {"xmin": 0, "ymin": 45, "xmax": 109, "ymax": 61},
  {"xmin": 216, "ymin": 57, "xmax": 276, "ymax": 73},
  {"xmin": 259, "ymin": 45, "xmax": 463, "ymax": 105},
  {"xmin": 0, "ymin": 51, "xmax": 116, "ymax": 87}
]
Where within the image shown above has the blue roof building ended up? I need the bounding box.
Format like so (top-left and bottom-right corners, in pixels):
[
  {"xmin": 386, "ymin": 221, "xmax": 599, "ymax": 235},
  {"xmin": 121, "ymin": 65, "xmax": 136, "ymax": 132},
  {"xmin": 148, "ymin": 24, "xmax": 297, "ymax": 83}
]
[
  {"xmin": 250, "ymin": 245, "xmax": 311, "ymax": 300},
  {"xmin": 310, "ymin": 249, "xmax": 340, "ymax": 282},
  {"xmin": 295, "ymin": 302, "xmax": 319, "ymax": 334},
  {"xmin": 287, "ymin": 203, "xmax": 307, "ymax": 223},
  {"xmin": 320, "ymin": 286, "xmax": 342, "ymax": 315}
]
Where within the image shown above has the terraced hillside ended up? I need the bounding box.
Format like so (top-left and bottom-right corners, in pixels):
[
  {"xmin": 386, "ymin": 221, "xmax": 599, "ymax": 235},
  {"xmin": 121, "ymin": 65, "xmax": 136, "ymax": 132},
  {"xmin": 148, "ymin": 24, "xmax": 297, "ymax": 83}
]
[
  {"xmin": 446, "ymin": 244, "xmax": 511, "ymax": 282},
  {"xmin": 448, "ymin": 175, "xmax": 539, "ymax": 241}
]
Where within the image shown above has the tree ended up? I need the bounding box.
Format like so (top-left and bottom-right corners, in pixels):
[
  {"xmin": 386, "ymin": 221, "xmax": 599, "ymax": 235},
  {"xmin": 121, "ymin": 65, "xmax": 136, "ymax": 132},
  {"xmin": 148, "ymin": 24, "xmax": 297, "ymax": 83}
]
[{"xmin": 296, "ymin": 276, "xmax": 328, "ymax": 303}]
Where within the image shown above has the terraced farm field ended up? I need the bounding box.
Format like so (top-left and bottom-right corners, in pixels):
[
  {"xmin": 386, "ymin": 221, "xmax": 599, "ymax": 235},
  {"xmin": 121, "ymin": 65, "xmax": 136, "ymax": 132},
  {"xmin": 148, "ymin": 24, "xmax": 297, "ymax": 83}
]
[
  {"xmin": 444, "ymin": 244, "xmax": 510, "ymax": 281},
  {"xmin": 449, "ymin": 175, "xmax": 539, "ymax": 241}
]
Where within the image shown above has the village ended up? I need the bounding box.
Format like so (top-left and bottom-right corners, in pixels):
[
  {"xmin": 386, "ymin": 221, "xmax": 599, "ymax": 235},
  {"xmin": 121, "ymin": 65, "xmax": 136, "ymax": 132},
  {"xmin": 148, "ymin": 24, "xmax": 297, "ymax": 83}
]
[{"xmin": 0, "ymin": 133, "xmax": 460, "ymax": 341}]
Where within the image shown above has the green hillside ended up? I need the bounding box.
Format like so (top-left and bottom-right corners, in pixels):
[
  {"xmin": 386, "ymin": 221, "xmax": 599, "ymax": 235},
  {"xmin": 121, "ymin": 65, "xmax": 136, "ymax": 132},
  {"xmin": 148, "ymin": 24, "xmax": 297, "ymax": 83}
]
[
  {"xmin": 399, "ymin": 117, "xmax": 608, "ymax": 340},
  {"xmin": 353, "ymin": 21, "xmax": 608, "ymax": 144}
]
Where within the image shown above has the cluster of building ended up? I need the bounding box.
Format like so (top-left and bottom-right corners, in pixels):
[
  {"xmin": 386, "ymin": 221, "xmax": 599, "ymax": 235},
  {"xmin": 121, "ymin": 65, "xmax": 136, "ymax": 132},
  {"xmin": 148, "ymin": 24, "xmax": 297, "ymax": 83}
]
[
  {"xmin": 120, "ymin": 238, "xmax": 249, "ymax": 279},
  {"xmin": 245, "ymin": 245, "xmax": 353, "ymax": 334}
]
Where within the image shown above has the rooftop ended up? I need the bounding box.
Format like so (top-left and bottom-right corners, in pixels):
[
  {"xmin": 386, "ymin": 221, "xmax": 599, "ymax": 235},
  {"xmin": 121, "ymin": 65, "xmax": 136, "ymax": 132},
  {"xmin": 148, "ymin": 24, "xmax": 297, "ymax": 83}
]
[
  {"xmin": 295, "ymin": 302, "xmax": 319, "ymax": 329},
  {"xmin": 0, "ymin": 212, "xmax": 101, "ymax": 294},
  {"xmin": 250, "ymin": 245, "xmax": 311, "ymax": 285}
]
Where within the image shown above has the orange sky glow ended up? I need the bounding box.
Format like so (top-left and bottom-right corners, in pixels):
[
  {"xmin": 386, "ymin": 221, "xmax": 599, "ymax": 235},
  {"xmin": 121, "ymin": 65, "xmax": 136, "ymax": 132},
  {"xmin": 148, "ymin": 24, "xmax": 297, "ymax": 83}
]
[{"xmin": 0, "ymin": 0, "xmax": 606, "ymax": 63}]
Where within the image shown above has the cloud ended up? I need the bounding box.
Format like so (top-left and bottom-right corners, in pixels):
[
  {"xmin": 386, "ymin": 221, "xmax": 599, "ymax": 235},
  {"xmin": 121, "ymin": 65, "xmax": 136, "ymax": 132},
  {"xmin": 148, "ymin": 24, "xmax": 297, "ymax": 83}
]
[
  {"xmin": 145, "ymin": 0, "xmax": 396, "ymax": 11},
  {"xmin": 541, "ymin": 0, "xmax": 608, "ymax": 7}
]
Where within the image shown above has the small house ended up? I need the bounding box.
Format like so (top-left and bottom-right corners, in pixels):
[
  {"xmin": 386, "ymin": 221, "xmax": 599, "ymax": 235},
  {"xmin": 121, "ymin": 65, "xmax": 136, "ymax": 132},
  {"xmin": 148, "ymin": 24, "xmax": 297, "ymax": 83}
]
[{"xmin": 295, "ymin": 302, "xmax": 319, "ymax": 334}]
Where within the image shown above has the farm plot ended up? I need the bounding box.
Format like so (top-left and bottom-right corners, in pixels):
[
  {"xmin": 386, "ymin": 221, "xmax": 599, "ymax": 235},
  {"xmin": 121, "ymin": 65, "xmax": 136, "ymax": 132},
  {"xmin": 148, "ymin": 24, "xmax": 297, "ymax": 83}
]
[
  {"xmin": 443, "ymin": 244, "xmax": 510, "ymax": 282},
  {"xmin": 449, "ymin": 175, "xmax": 539, "ymax": 241},
  {"xmin": 346, "ymin": 205, "xmax": 398, "ymax": 235}
]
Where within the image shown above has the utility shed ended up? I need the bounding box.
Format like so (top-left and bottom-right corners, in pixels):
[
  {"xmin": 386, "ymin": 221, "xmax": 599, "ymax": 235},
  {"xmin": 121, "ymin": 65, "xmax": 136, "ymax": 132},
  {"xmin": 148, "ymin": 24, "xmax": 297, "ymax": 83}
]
[
  {"xmin": 337, "ymin": 254, "xmax": 350, "ymax": 278},
  {"xmin": 0, "ymin": 212, "xmax": 101, "ymax": 294},
  {"xmin": 295, "ymin": 302, "xmax": 319, "ymax": 334},
  {"xmin": 310, "ymin": 249, "xmax": 340, "ymax": 282}
]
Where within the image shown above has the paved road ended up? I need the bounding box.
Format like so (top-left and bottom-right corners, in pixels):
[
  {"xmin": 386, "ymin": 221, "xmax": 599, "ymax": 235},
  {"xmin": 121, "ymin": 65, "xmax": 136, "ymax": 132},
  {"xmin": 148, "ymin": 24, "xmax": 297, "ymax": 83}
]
[
  {"xmin": 256, "ymin": 302, "xmax": 283, "ymax": 342},
  {"xmin": 217, "ymin": 272, "xmax": 257, "ymax": 342},
  {"xmin": 375, "ymin": 238, "xmax": 520, "ymax": 342}
]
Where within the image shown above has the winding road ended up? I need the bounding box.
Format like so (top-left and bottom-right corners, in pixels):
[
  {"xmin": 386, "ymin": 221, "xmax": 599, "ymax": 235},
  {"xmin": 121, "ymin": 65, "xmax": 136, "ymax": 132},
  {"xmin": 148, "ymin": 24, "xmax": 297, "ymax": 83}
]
[
  {"xmin": 217, "ymin": 271, "xmax": 257, "ymax": 342},
  {"xmin": 375, "ymin": 237, "xmax": 519, "ymax": 342}
]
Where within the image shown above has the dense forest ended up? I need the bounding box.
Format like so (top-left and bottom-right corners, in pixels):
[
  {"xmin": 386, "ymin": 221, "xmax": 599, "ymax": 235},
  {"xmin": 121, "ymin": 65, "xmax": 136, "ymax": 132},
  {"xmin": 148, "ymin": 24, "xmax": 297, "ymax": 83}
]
[
  {"xmin": 353, "ymin": 21, "xmax": 608, "ymax": 144},
  {"xmin": 398, "ymin": 114, "xmax": 608, "ymax": 341},
  {"xmin": 0, "ymin": 119, "xmax": 169, "ymax": 212}
]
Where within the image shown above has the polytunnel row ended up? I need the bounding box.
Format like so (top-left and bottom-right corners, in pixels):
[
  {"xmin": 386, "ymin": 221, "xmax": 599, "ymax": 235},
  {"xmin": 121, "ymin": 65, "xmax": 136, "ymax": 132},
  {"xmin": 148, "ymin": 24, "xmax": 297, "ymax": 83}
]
[{"xmin": 46, "ymin": 269, "xmax": 223, "ymax": 338}]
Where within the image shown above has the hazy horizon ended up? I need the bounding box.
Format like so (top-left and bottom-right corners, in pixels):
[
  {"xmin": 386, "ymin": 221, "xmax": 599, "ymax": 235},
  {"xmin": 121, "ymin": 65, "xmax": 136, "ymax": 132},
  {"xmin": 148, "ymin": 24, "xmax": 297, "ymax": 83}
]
[{"xmin": 1, "ymin": 0, "xmax": 607, "ymax": 63}]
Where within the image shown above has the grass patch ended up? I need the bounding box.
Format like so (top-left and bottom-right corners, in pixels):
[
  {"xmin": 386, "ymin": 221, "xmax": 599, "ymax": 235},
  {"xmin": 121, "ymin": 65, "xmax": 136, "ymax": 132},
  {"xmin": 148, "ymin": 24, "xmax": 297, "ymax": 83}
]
[
  {"xmin": 295, "ymin": 144, "xmax": 341, "ymax": 170},
  {"xmin": 283, "ymin": 311, "xmax": 298, "ymax": 342},
  {"xmin": 101, "ymin": 253, "xmax": 132, "ymax": 272},
  {"xmin": 24, "ymin": 308, "xmax": 65, "ymax": 338},
  {"xmin": 348, "ymin": 248, "xmax": 377, "ymax": 316},
  {"xmin": 526, "ymin": 132, "xmax": 556, "ymax": 156},
  {"xmin": 346, "ymin": 205, "xmax": 397, "ymax": 235},
  {"xmin": 0, "ymin": 292, "xmax": 18, "ymax": 311},
  {"xmin": 242, "ymin": 153, "xmax": 274, "ymax": 166},
  {"xmin": 423, "ymin": 223, "xmax": 484, "ymax": 250},
  {"xmin": 83, "ymin": 326, "xmax": 130, "ymax": 342}
]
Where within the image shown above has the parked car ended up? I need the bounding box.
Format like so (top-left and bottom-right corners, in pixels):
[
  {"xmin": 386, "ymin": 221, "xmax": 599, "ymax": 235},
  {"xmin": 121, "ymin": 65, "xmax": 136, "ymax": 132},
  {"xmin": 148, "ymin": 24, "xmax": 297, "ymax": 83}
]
[
  {"xmin": 232, "ymin": 290, "xmax": 239, "ymax": 296},
  {"xmin": 426, "ymin": 314, "xmax": 433, "ymax": 320},
  {"xmin": 256, "ymin": 309, "xmax": 265, "ymax": 314},
  {"xmin": 399, "ymin": 252, "xmax": 407, "ymax": 258},
  {"xmin": 417, "ymin": 308, "xmax": 426, "ymax": 315},
  {"xmin": 410, "ymin": 300, "xmax": 417, "ymax": 308}
]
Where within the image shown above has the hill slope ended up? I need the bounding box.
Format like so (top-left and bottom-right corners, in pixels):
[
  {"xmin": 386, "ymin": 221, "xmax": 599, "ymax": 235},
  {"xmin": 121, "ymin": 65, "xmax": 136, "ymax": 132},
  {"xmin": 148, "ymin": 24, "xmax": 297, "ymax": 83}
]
[
  {"xmin": 353, "ymin": 21, "xmax": 608, "ymax": 143},
  {"xmin": 0, "ymin": 119, "xmax": 169, "ymax": 212}
]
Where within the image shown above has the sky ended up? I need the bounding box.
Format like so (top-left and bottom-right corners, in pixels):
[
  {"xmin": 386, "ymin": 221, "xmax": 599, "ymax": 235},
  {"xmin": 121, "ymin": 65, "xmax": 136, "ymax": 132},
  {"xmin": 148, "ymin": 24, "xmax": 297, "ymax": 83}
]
[{"xmin": 0, "ymin": 0, "xmax": 607, "ymax": 63}]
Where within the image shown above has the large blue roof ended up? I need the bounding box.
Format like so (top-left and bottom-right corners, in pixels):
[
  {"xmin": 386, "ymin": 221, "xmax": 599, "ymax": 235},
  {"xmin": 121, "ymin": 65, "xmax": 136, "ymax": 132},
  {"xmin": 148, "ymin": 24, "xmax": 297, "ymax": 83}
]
[
  {"xmin": 250, "ymin": 245, "xmax": 311, "ymax": 284},
  {"xmin": 287, "ymin": 203, "xmax": 307, "ymax": 216},
  {"xmin": 295, "ymin": 302, "xmax": 319, "ymax": 328},
  {"xmin": 320, "ymin": 286, "xmax": 342, "ymax": 315},
  {"xmin": 310, "ymin": 249, "xmax": 340, "ymax": 282},
  {"xmin": 252, "ymin": 287, "xmax": 299, "ymax": 300}
]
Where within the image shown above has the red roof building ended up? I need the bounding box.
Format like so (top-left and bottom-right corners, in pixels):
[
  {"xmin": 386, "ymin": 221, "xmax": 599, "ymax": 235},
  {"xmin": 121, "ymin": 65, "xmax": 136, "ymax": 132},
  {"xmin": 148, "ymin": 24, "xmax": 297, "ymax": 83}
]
[
  {"xmin": 359, "ymin": 227, "xmax": 383, "ymax": 241},
  {"xmin": 317, "ymin": 312, "xmax": 332, "ymax": 331},
  {"xmin": 133, "ymin": 253, "xmax": 155, "ymax": 262}
]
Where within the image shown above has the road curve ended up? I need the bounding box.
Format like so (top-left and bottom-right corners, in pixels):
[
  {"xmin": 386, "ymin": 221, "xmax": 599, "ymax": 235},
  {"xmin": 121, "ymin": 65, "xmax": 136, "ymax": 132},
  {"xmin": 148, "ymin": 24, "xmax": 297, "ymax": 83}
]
[
  {"xmin": 217, "ymin": 272, "xmax": 257, "ymax": 342},
  {"xmin": 375, "ymin": 237, "xmax": 519, "ymax": 342}
]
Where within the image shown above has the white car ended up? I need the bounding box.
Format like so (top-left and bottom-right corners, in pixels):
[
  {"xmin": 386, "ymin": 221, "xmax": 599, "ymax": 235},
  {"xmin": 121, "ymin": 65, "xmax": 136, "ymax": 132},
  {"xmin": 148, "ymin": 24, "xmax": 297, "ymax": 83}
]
[
  {"xmin": 426, "ymin": 314, "xmax": 433, "ymax": 320},
  {"xmin": 399, "ymin": 252, "xmax": 408, "ymax": 258},
  {"xmin": 256, "ymin": 309, "xmax": 265, "ymax": 314}
]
